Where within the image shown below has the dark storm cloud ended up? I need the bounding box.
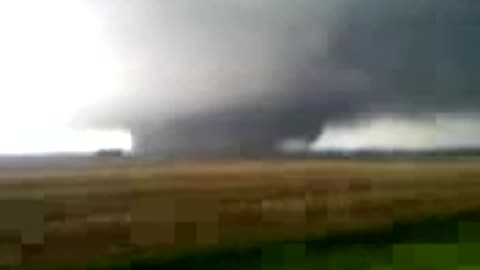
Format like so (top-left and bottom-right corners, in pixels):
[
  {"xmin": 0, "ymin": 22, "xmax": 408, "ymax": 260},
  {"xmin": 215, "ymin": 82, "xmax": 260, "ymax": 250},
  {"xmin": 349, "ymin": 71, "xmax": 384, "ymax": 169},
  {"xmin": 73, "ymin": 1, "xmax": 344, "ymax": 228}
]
[
  {"xmin": 328, "ymin": 0, "xmax": 480, "ymax": 113},
  {"xmin": 85, "ymin": 0, "xmax": 480, "ymax": 156}
]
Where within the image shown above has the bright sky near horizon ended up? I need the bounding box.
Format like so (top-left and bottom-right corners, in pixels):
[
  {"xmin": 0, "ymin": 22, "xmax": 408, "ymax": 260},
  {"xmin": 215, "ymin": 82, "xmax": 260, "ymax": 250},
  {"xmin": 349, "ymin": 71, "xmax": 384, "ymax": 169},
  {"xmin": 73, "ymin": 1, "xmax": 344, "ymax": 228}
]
[
  {"xmin": 311, "ymin": 114, "xmax": 480, "ymax": 151},
  {"xmin": 0, "ymin": 0, "xmax": 131, "ymax": 154}
]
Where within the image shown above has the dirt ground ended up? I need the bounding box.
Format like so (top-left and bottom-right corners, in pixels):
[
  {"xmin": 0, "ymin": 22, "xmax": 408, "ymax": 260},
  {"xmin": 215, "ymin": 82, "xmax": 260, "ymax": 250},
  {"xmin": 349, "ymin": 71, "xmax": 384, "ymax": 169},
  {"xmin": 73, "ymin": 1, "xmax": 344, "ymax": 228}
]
[{"xmin": 0, "ymin": 158, "xmax": 479, "ymax": 267}]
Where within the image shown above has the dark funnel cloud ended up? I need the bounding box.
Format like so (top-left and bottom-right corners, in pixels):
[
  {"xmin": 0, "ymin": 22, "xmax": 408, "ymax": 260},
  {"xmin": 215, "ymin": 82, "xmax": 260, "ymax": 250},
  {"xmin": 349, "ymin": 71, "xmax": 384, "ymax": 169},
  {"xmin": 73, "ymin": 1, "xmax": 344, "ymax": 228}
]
[{"xmin": 84, "ymin": 0, "xmax": 480, "ymax": 157}]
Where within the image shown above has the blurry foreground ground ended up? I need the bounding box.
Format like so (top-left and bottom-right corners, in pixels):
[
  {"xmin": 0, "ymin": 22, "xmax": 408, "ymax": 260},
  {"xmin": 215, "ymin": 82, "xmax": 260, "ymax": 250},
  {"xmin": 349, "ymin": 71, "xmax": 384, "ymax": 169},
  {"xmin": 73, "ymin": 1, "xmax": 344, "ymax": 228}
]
[{"xmin": 0, "ymin": 158, "xmax": 480, "ymax": 268}]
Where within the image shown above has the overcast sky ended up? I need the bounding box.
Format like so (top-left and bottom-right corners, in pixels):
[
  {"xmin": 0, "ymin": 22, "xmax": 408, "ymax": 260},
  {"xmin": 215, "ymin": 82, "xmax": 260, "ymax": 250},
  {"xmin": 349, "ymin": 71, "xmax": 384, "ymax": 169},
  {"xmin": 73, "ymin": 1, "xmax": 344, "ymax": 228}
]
[
  {"xmin": 88, "ymin": 0, "xmax": 480, "ymax": 155},
  {"xmin": 1, "ymin": 0, "xmax": 479, "ymax": 155}
]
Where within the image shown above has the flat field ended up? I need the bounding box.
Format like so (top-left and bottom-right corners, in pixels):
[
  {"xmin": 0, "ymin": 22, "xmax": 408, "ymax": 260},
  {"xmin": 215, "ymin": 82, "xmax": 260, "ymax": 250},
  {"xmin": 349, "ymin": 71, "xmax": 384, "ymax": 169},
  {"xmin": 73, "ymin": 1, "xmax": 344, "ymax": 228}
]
[{"xmin": 1, "ymin": 158, "xmax": 480, "ymax": 268}]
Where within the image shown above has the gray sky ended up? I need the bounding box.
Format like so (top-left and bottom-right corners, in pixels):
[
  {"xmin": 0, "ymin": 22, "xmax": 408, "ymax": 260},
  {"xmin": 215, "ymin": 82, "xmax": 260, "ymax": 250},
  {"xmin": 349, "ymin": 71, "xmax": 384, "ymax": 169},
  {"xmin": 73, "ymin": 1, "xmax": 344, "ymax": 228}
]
[{"xmin": 76, "ymin": 0, "xmax": 480, "ymax": 155}]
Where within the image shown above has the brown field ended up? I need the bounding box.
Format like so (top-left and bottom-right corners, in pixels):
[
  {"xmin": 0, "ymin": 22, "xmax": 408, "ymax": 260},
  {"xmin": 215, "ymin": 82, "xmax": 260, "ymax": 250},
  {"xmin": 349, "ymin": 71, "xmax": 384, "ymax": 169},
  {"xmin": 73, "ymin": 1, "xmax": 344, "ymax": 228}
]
[{"xmin": 1, "ymin": 158, "xmax": 480, "ymax": 267}]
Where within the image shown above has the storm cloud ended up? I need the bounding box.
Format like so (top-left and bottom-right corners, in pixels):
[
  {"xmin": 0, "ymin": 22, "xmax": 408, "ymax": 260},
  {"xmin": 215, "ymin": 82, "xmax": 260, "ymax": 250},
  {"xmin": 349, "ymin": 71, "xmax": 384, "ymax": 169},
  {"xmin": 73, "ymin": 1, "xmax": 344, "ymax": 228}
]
[{"xmin": 83, "ymin": 0, "xmax": 480, "ymax": 156}]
